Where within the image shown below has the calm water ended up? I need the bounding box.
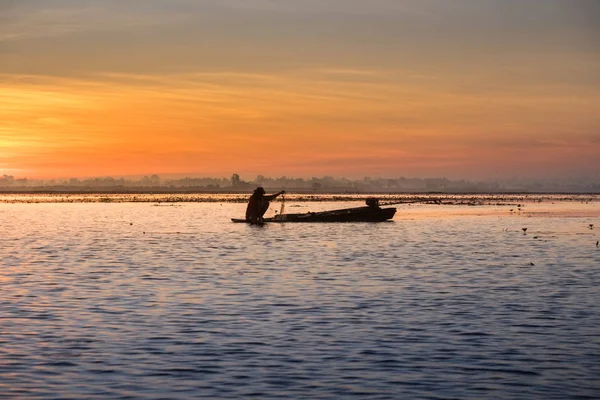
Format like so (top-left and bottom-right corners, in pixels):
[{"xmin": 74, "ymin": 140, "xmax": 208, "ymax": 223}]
[{"xmin": 1, "ymin": 198, "xmax": 599, "ymax": 399}]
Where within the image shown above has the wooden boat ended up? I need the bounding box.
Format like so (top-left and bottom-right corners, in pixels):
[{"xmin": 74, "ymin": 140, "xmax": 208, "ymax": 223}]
[{"xmin": 232, "ymin": 198, "xmax": 396, "ymax": 223}]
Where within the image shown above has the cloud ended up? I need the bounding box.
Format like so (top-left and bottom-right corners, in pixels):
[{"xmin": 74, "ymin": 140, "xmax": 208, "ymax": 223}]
[
  {"xmin": 0, "ymin": 0, "xmax": 193, "ymax": 43},
  {"xmin": 1, "ymin": 1, "xmax": 599, "ymax": 179}
]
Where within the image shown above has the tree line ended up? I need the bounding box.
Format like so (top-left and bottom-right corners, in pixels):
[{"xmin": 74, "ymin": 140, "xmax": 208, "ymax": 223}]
[{"xmin": 1, "ymin": 173, "xmax": 598, "ymax": 193}]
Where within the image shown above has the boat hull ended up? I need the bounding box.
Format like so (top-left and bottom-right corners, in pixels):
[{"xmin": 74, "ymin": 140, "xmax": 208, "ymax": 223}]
[{"xmin": 232, "ymin": 206, "xmax": 396, "ymax": 223}]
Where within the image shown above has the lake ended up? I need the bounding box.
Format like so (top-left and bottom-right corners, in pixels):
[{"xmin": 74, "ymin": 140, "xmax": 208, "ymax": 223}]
[{"xmin": 1, "ymin": 196, "xmax": 599, "ymax": 399}]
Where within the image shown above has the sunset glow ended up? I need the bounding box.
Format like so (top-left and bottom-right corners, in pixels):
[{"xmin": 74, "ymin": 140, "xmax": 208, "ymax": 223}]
[{"xmin": 1, "ymin": 1, "xmax": 599, "ymax": 180}]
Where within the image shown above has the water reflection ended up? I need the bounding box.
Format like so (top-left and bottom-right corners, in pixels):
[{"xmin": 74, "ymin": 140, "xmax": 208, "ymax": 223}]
[{"xmin": 0, "ymin": 199, "xmax": 598, "ymax": 399}]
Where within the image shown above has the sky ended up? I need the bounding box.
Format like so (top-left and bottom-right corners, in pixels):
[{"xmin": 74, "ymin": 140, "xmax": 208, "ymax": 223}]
[{"xmin": 1, "ymin": 0, "xmax": 599, "ymax": 181}]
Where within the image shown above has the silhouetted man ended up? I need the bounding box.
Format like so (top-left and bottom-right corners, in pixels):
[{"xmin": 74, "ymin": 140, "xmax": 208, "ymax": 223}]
[{"xmin": 245, "ymin": 187, "xmax": 285, "ymax": 224}]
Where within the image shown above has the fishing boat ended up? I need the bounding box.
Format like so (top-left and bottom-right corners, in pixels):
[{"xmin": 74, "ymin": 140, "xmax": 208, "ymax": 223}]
[{"xmin": 232, "ymin": 198, "xmax": 396, "ymax": 223}]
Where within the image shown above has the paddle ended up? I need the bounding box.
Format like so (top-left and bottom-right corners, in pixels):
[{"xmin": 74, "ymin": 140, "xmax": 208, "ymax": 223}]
[{"xmin": 279, "ymin": 193, "xmax": 286, "ymax": 216}]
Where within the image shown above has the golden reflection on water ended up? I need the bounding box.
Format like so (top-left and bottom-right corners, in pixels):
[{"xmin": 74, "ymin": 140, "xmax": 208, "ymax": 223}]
[{"xmin": 396, "ymin": 201, "xmax": 600, "ymax": 219}]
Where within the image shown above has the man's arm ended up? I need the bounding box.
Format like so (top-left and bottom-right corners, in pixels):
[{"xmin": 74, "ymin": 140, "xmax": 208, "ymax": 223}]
[{"xmin": 264, "ymin": 190, "xmax": 285, "ymax": 201}]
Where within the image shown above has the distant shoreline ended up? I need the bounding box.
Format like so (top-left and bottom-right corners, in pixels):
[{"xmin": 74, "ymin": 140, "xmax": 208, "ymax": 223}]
[
  {"xmin": 1, "ymin": 187, "xmax": 599, "ymax": 195},
  {"xmin": 1, "ymin": 192, "xmax": 598, "ymax": 205}
]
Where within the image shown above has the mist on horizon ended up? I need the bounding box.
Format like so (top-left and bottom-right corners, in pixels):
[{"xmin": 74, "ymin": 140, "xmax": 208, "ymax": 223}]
[{"xmin": 1, "ymin": 172, "xmax": 599, "ymax": 194}]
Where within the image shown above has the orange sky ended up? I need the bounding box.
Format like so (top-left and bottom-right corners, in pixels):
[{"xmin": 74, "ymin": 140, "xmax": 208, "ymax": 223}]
[{"xmin": 1, "ymin": 1, "xmax": 599, "ymax": 180}]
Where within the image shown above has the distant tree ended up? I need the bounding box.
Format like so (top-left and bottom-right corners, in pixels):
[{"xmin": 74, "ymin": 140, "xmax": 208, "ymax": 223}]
[
  {"xmin": 231, "ymin": 173, "xmax": 241, "ymax": 187},
  {"xmin": 149, "ymin": 174, "xmax": 161, "ymax": 185},
  {"xmin": 139, "ymin": 175, "xmax": 160, "ymax": 186},
  {"xmin": 0, "ymin": 175, "xmax": 14, "ymax": 187}
]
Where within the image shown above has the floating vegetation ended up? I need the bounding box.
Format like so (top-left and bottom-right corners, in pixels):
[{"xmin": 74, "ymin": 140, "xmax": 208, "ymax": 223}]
[{"xmin": 1, "ymin": 193, "xmax": 599, "ymax": 205}]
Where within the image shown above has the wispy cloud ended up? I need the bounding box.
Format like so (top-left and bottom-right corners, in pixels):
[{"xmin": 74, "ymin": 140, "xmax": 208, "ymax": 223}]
[
  {"xmin": 1, "ymin": 1, "xmax": 599, "ymax": 179},
  {"xmin": 0, "ymin": 1, "xmax": 193, "ymax": 43}
]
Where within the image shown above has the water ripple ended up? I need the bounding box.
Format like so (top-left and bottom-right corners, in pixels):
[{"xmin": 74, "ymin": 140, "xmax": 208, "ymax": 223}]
[{"xmin": 0, "ymin": 201, "xmax": 599, "ymax": 399}]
